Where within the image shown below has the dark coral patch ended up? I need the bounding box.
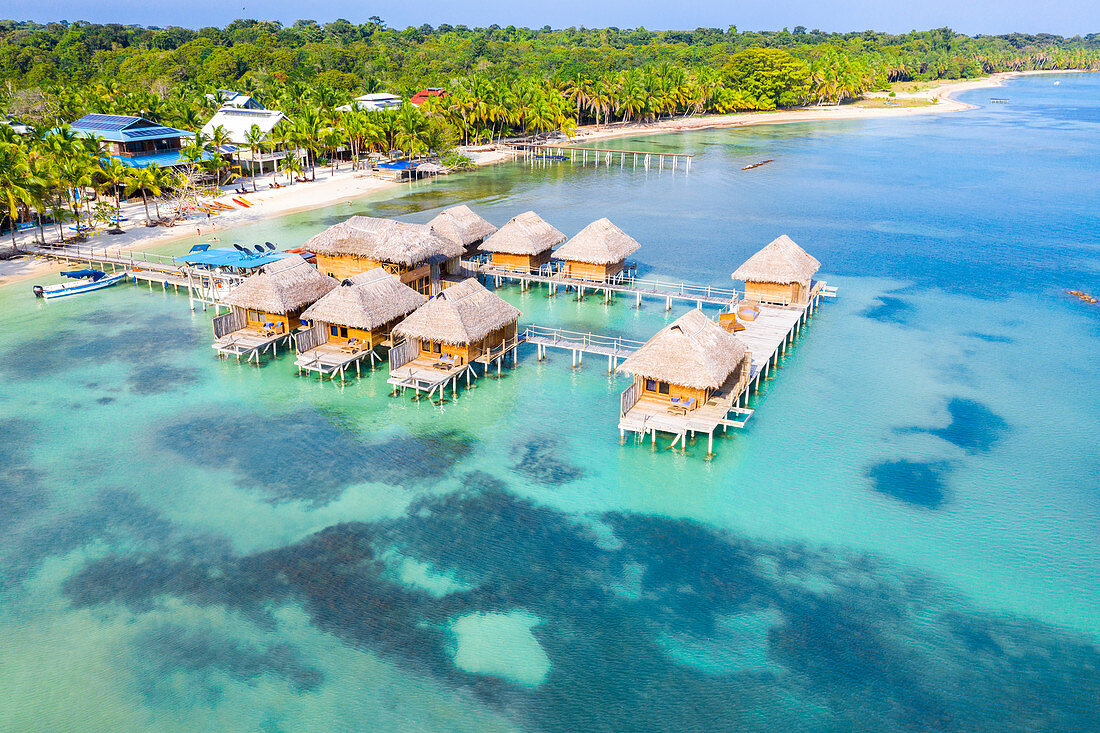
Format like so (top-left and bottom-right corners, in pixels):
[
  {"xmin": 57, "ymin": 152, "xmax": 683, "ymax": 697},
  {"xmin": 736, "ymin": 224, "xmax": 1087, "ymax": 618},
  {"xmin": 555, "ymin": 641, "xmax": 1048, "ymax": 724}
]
[
  {"xmin": 867, "ymin": 459, "xmax": 949, "ymax": 508},
  {"xmin": 860, "ymin": 295, "xmax": 912, "ymax": 324},
  {"xmin": 128, "ymin": 365, "xmax": 203, "ymax": 395},
  {"xmin": 133, "ymin": 623, "xmax": 323, "ymax": 697},
  {"xmin": 159, "ymin": 410, "xmax": 474, "ymax": 506},
  {"xmin": 510, "ymin": 438, "xmax": 585, "ymax": 485},
  {"xmin": 930, "ymin": 398, "xmax": 1008, "ymax": 453}
]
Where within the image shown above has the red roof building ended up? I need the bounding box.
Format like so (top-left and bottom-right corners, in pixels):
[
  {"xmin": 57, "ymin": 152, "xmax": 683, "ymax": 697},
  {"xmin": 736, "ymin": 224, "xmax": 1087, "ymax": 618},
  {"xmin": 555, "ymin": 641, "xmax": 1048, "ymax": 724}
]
[{"xmin": 410, "ymin": 88, "xmax": 447, "ymax": 106}]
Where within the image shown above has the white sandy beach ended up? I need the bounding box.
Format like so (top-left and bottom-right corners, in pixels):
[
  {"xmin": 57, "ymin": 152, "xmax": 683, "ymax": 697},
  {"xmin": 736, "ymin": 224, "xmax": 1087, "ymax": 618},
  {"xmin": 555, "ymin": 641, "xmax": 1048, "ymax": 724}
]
[{"xmin": 0, "ymin": 69, "xmax": 1079, "ymax": 287}]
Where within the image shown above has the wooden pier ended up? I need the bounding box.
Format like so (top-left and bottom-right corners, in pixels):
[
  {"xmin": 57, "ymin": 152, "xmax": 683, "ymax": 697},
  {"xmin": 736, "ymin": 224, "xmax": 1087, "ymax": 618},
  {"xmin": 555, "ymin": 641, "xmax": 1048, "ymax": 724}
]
[
  {"xmin": 34, "ymin": 243, "xmax": 242, "ymax": 311},
  {"xmin": 464, "ymin": 259, "xmax": 739, "ymax": 310},
  {"xmin": 616, "ymin": 281, "xmax": 835, "ymax": 454},
  {"xmin": 521, "ymin": 325, "xmax": 644, "ymax": 371},
  {"xmin": 509, "ymin": 143, "xmax": 694, "ymax": 172},
  {"xmin": 211, "ymin": 309, "xmax": 293, "ymax": 362}
]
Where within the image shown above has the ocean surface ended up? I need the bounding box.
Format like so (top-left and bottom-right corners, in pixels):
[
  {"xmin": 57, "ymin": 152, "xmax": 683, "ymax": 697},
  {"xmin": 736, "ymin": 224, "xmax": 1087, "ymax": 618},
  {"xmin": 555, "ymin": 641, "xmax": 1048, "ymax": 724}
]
[{"xmin": 2, "ymin": 73, "xmax": 1099, "ymax": 731}]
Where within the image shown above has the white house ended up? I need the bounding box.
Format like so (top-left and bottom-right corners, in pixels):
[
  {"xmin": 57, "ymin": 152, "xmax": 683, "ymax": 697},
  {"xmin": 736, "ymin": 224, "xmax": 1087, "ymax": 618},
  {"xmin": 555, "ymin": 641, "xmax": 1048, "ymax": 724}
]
[
  {"xmin": 201, "ymin": 107, "xmax": 293, "ymax": 173},
  {"xmin": 335, "ymin": 93, "xmax": 404, "ymax": 113}
]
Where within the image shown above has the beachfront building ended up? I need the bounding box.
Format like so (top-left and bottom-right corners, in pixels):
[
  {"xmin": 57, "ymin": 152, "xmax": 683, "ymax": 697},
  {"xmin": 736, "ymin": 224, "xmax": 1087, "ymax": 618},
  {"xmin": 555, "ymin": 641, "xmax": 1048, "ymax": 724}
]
[
  {"xmin": 212, "ymin": 255, "xmax": 337, "ymax": 359},
  {"xmin": 388, "ymin": 278, "xmax": 522, "ymax": 394},
  {"xmin": 732, "ymin": 235, "xmax": 821, "ymax": 306},
  {"xmin": 304, "ymin": 216, "xmax": 465, "ymax": 294},
  {"xmin": 201, "ymin": 107, "xmax": 292, "ymax": 174},
  {"xmin": 336, "ymin": 93, "xmax": 403, "ymax": 112},
  {"xmin": 479, "ymin": 211, "xmax": 566, "ymax": 274},
  {"xmin": 410, "ymin": 88, "xmax": 446, "ymax": 106},
  {"xmin": 294, "ymin": 268, "xmax": 428, "ymax": 377},
  {"xmin": 552, "ymin": 217, "xmax": 641, "ymax": 282},
  {"xmin": 428, "ymin": 205, "xmax": 498, "ymax": 254},
  {"xmin": 617, "ymin": 309, "xmax": 753, "ymax": 451},
  {"xmin": 206, "ymin": 90, "xmax": 265, "ymax": 110},
  {"xmin": 69, "ymin": 114, "xmax": 195, "ymax": 168}
]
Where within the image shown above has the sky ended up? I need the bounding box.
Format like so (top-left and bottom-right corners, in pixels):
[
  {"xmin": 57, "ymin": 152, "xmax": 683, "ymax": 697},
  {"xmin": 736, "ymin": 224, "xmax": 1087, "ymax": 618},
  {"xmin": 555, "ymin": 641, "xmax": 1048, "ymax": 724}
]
[{"xmin": 2, "ymin": 0, "xmax": 1098, "ymax": 37}]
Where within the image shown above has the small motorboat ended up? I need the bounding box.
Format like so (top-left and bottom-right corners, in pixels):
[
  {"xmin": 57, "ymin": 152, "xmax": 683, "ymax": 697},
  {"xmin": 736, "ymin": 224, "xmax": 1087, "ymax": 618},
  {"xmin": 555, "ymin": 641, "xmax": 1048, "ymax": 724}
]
[
  {"xmin": 33, "ymin": 269, "xmax": 128, "ymax": 299},
  {"xmin": 742, "ymin": 159, "xmax": 774, "ymax": 171}
]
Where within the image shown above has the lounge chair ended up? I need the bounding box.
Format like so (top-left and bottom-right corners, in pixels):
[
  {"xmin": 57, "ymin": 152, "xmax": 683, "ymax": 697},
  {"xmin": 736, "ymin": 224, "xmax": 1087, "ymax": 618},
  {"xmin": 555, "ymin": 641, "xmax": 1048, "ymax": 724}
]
[
  {"xmin": 339, "ymin": 338, "xmax": 361, "ymax": 353},
  {"xmin": 434, "ymin": 353, "xmax": 459, "ymax": 368},
  {"xmin": 259, "ymin": 321, "xmax": 277, "ymax": 337}
]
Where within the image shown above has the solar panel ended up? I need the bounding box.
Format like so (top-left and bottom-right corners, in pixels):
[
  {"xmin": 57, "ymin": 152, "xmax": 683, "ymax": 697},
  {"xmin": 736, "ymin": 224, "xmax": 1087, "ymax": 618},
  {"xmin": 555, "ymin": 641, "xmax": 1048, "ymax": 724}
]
[
  {"xmin": 72, "ymin": 114, "xmax": 138, "ymax": 131},
  {"xmin": 126, "ymin": 127, "xmax": 183, "ymax": 138}
]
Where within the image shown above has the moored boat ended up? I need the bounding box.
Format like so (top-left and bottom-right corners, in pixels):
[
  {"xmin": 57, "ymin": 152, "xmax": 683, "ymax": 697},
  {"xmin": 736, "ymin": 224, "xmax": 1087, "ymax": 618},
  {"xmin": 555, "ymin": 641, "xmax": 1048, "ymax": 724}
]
[{"xmin": 33, "ymin": 269, "xmax": 128, "ymax": 299}]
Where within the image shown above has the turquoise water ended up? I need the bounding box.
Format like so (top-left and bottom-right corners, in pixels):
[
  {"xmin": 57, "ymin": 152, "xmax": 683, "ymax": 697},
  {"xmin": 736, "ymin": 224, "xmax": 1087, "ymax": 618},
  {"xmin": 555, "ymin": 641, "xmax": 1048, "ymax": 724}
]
[{"xmin": 2, "ymin": 73, "xmax": 1099, "ymax": 731}]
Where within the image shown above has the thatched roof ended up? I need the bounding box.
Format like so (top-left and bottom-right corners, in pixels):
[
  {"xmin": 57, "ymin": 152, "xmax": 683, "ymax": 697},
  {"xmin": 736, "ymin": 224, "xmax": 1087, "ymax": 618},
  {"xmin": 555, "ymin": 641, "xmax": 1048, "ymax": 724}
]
[
  {"xmin": 303, "ymin": 216, "xmax": 464, "ymax": 266},
  {"xmin": 222, "ymin": 255, "xmax": 337, "ymax": 314},
  {"xmin": 429, "ymin": 205, "xmax": 498, "ymax": 247},
  {"xmin": 479, "ymin": 211, "xmax": 566, "ymax": 256},
  {"xmin": 617, "ymin": 309, "xmax": 747, "ymax": 390},
  {"xmin": 300, "ymin": 268, "xmax": 428, "ymax": 330},
  {"xmin": 393, "ymin": 278, "xmax": 521, "ymax": 346},
  {"xmin": 554, "ymin": 218, "xmax": 641, "ymax": 265},
  {"xmin": 732, "ymin": 235, "xmax": 820, "ymax": 285}
]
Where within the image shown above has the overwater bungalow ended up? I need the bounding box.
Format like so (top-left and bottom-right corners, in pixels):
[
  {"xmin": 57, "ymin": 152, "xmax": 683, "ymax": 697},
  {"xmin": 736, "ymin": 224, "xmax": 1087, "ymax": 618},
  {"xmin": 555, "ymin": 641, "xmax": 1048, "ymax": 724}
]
[
  {"xmin": 478, "ymin": 211, "xmax": 566, "ymax": 274},
  {"xmin": 732, "ymin": 235, "xmax": 821, "ymax": 307},
  {"xmin": 617, "ymin": 309, "xmax": 753, "ymax": 451},
  {"xmin": 295, "ymin": 268, "xmax": 428, "ymax": 378},
  {"xmin": 388, "ymin": 278, "xmax": 522, "ymax": 397},
  {"xmin": 552, "ymin": 217, "xmax": 641, "ymax": 282},
  {"xmin": 212, "ymin": 255, "xmax": 337, "ymax": 360},
  {"xmin": 429, "ymin": 205, "xmax": 498, "ymax": 254},
  {"xmin": 304, "ymin": 216, "xmax": 465, "ymax": 294}
]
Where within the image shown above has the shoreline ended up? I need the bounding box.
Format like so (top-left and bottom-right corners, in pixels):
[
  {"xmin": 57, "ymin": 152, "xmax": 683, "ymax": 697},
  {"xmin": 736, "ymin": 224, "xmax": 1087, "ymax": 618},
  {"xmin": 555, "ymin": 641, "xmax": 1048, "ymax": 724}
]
[
  {"xmin": 1, "ymin": 69, "xmax": 1085, "ymax": 288},
  {"xmin": 564, "ymin": 70, "xmax": 1084, "ymax": 145}
]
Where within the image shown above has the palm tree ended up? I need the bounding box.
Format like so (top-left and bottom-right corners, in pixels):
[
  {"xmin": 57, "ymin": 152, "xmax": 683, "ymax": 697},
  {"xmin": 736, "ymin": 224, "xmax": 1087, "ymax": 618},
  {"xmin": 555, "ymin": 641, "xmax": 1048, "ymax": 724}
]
[
  {"xmin": 291, "ymin": 108, "xmax": 323, "ymax": 181},
  {"xmin": 243, "ymin": 124, "xmax": 266, "ymax": 191},
  {"xmin": 0, "ymin": 142, "xmax": 35, "ymax": 251},
  {"xmin": 124, "ymin": 166, "xmax": 160, "ymax": 225},
  {"xmin": 98, "ymin": 157, "xmax": 128, "ymax": 228},
  {"xmin": 206, "ymin": 124, "xmax": 232, "ymax": 185}
]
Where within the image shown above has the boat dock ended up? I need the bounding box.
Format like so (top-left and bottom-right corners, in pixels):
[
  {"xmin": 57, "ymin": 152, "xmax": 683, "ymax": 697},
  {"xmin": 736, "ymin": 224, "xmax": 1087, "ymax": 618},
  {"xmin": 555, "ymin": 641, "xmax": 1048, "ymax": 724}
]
[
  {"xmin": 34, "ymin": 243, "xmax": 242, "ymax": 310},
  {"xmin": 463, "ymin": 259, "xmax": 739, "ymax": 310},
  {"xmin": 509, "ymin": 143, "xmax": 694, "ymax": 171}
]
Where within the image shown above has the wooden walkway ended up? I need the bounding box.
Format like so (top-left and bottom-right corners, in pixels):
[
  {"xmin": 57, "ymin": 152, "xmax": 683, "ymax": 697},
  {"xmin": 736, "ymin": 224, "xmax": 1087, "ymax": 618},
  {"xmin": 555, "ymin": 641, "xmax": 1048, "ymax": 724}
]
[
  {"xmin": 509, "ymin": 143, "xmax": 694, "ymax": 171},
  {"xmin": 465, "ymin": 260, "xmax": 739, "ymax": 309},
  {"xmin": 35, "ymin": 242, "xmax": 242, "ymax": 310}
]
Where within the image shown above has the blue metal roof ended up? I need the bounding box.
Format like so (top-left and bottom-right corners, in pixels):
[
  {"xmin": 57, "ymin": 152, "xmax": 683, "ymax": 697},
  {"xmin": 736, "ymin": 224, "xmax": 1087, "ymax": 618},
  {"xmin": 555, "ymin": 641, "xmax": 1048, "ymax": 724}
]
[
  {"xmin": 113, "ymin": 150, "xmax": 207, "ymax": 169},
  {"xmin": 173, "ymin": 248, "xmax": 294, "ymax": 269},
  {"xmin": 70, "ymin": 114, "xmax": 193, "ymax": 143}
]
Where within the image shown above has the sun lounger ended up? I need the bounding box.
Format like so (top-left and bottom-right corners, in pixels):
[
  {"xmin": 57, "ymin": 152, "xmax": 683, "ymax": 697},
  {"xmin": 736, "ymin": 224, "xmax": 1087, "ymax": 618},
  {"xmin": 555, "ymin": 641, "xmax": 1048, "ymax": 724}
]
[{"xmin": 434, "ymin": 353, "xmax": 459, "ymax": 368}]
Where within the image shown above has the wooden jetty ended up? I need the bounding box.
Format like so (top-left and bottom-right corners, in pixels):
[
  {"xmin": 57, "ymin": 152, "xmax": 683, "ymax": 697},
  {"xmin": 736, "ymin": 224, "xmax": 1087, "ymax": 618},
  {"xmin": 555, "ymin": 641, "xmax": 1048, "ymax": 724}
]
[
  {"xmin": 509, "ymin": 143, "xmax": 694, "ymax": 172},
  {"xmin": 35, "ymin": 242, "xmax": 244, "ymax": 311},
  {"xmin": 463, "ymin": 258, "xmax": 739, "ymax": 310}
]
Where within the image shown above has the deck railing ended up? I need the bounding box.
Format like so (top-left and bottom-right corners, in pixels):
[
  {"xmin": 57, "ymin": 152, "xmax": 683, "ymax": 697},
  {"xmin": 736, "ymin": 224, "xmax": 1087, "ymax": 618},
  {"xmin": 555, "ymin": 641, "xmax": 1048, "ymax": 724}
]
[
  {"xmin": 521, "ymin": 325, "xmax": 645, "ymax": 355},
  {"xmin": 620, "ymin": 381, "xmax": 639, "ymax": 416},
  {"xmin": 389, "ymin": 339, "xmax": 416, "ymax": 370},
  {"xmin": 295, "ymin": 323, "xmax": 326, "ymax": 354},
  {"xmin": 212, "ymin": 308, "xmax": 245, "ymax": 338}
]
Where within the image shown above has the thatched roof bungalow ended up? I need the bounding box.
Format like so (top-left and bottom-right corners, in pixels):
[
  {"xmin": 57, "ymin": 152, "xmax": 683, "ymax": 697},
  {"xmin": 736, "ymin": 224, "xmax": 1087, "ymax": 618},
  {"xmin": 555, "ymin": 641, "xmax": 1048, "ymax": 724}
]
[
  {"xmin": 220, "ymin": 254, "xmax": 337, "ymax": 334},
  {"xmin": 618, "ymin": 309, "xmax": 749, "ymax": 411},
  {"xmin": 479, "ymin": 211, "xmax": 566, "ymax": 273},
  {"xmin": 304, "ymin": 216, "xmax": 465, "ymax": 293},
  {"xmin": 429, "ymin": 205, "xmax": 498, "ymax": 252},
  {"xmin": 732, "ymin": 235, "xmax": 820, "ymax": 306},
  {"xmin": 300, "ymin": 268, "xmax": 428, "ymax": 351},
  {"xmin": 553, "ymin": 218, "xmax": 641, "ymax": 282},
  {"xmin": 393, "ymin": 278, "xmax": 521, "ymax": 365}
]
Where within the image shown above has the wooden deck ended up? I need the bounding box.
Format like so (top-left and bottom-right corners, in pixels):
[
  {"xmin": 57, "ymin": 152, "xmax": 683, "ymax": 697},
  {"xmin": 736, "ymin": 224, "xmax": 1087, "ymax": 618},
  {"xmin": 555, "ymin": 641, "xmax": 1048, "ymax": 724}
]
[
  {"xmin": 386, "ymin": 337, "xmax": 524, "ymax": 399},
  {"xmin": 295, "ymin": 342, "xmax": 381, "ymax": 378},
  {"xmin": 212, "ymin": 328, "xmax": 292, "ymax": 361}
]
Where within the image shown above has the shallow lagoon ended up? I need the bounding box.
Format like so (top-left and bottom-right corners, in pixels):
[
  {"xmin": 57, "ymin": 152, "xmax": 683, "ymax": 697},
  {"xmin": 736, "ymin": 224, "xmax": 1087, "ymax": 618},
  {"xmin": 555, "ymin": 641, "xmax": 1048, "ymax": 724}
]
[{"xmin": 1, "ymin": 74, "xmax": 1098, "ymax": 731}]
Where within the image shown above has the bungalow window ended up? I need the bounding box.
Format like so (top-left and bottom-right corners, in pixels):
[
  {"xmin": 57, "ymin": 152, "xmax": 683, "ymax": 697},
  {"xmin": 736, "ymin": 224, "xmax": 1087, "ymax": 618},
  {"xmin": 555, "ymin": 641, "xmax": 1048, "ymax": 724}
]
[
  {"xmin": 421, "ymin": 340, "xmax": 441, "ymax": 354},
  {"xmin": 658, "ymin": 383, "xmax": 670, "ymax": 395},
  {"xmin": 330, "ymin": 325, "xmax": 348, "ymax": 338},
  {"xmin": 645, "ymin": 379, "xmax": 657, "ymax": 392},
  {"xmin": 247, "ymin": 309, "xmax": 262, "ymax": 322}
]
